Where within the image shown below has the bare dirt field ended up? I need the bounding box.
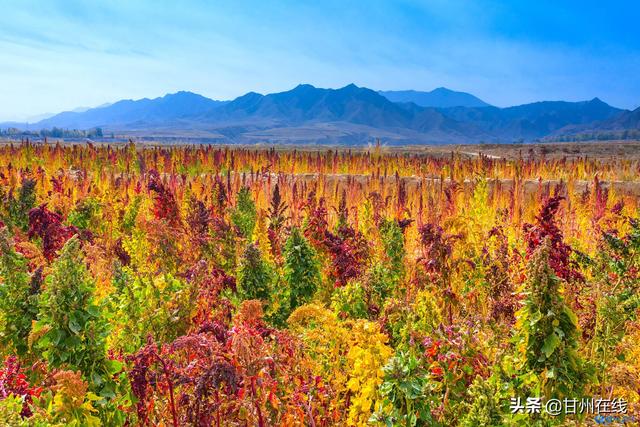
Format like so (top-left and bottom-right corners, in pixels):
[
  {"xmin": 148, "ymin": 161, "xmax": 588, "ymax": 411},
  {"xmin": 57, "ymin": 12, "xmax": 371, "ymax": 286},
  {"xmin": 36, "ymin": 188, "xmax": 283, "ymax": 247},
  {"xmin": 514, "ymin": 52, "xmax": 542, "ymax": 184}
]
[{"xmin": 376, "ymin": 140, "xmax": 640, "ymax": 160}]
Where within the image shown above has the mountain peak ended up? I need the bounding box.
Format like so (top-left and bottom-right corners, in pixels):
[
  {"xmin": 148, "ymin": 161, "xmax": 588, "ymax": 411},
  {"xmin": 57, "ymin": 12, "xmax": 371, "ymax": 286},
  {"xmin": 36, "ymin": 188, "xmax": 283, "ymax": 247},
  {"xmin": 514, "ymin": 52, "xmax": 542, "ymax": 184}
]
[
  {"xmin": 292, "ymin": 83, "xmax": 316, "ymax": 90},
  {"xmin": 231, "ymin": 91, "xmax": 263, "ymax": 104},
  {"xmin": 340, "ymin": 83, "xmax": 360, "ymax": 91},
  {"xmin": 168, "ymin": 90, "xmax": 197, "ymax": 96},
  {"xmin": 379, "ymin": 88, "xmax": 491, "ymax": 108},
  {"xmin": 163, "ymin": 91, "xmax": 208, "ymax": 100}
]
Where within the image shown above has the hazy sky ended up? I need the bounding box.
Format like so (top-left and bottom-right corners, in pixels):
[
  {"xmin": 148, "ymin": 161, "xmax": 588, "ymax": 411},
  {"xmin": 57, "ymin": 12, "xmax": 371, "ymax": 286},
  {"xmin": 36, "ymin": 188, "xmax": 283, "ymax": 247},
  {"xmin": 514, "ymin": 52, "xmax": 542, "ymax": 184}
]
[{"xmin": 1, "ymin": 0, "xmax": 639, "ymax": 121}]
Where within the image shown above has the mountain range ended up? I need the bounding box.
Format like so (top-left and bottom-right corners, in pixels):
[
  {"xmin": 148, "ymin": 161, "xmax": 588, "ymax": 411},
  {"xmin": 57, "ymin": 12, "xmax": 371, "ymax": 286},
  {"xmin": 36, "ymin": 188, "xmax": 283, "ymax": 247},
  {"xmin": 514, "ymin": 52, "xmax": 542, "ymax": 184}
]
[{"xmin": 3, "ymin": 85, "xmax": 638, "ymax": 144}]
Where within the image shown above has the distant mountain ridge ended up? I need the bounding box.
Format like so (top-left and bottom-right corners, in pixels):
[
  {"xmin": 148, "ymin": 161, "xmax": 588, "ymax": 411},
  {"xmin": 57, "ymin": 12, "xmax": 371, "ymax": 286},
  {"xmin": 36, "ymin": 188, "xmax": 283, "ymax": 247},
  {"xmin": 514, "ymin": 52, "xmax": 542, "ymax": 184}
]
[
  {"xmin": 379, "ymin": 88, "xmax": 491, "ymax": 108},
  {"xmin": 547, "ymin": 103, "xmax": 640, "ymax": 141},
  {"xmin": 36, "ymin": 91, "xmax": 227, "ymax": 129},
  {"xmin": 579, "ymin": 105, "xmax": 640, "ymax": 131},
  {"xmin": 2, "ymin": 85, "xmax": 632, "ymax": 144},
  {"xmin": 208, "ymin": 84, "xmax": 413, "ymax": 127}
]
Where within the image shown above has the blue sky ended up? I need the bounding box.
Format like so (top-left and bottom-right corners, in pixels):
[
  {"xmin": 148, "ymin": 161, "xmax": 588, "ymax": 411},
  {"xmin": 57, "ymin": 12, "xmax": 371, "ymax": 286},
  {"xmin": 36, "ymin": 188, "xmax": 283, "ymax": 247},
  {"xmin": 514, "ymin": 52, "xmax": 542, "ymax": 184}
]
[{"xmin": 1, "ymin": 0, "xmax": 639, "ymax": 121}]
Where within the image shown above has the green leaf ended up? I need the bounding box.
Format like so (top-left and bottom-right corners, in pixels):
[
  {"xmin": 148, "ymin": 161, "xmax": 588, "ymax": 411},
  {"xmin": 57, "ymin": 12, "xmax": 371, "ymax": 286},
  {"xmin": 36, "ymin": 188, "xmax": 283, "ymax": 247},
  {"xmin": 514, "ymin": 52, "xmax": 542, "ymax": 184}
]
[
  {"xmin": 106, "ymin": 359, "xmax": 124, "ymax": 374},
  {"xmin": 69, "ymin": 318, "xmax": 82, "ymax": 334},
  {"xmin": 542, "ymin": 333, "xmax": 560, "ymax": 358},
  {"xmin": 92, "ymin": 372, "xmax": 103, "ymax": 386},
  {"xmin": 87, "ymin": 304, "xmax": 100, "ymax": 317},
  {"xmin": 99, "ymin": 382, "xmax": 116, "ymax": 399},
  {"xmin": 529, "ymin": 310, "xmax": 542, "ymax": 325},
  {"xmin": 52, "ymin": 329, "xmax": 65, "ymax": 345},
  {"xmin": 563, "ymin": 306, "xmax": 579, "ymax": 326}
]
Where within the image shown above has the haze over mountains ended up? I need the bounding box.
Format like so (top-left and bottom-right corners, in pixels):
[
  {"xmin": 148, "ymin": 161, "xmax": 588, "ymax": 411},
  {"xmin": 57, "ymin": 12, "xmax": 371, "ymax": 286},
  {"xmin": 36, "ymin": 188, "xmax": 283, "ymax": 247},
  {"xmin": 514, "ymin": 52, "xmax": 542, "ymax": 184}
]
[{"xmin": 4, "ymin": 84, "xmax": 638, "ymax": 144}]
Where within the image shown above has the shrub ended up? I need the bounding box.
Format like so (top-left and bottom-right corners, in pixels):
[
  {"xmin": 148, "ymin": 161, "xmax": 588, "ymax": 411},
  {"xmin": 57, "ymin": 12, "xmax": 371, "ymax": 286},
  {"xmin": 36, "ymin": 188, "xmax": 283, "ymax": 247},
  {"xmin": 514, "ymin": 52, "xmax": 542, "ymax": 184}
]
[
  {"xmin": 0, "ymin": 230, "xmax": 40, "ymax": 356},
  {"xmin": 283, "ymin": 227, "xmax": 320, "ymax": 312},
  {"xmin": 514, "ymin": 239, "xmax": 587, "ymax": 398},
  {"xmin": 32, "ymin": 237, "xmax": 112, "ymax": 388},
  {"xmin": 231, "ymin": 187, "xmax": 257, "ymax": 239},
  {"xmin": 7, "ymin": 178, "xmax": 36, "ymax": 231},
  {"xmin": 237, "ymin": 243, "xmax": 272, "ymax": 303}
]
